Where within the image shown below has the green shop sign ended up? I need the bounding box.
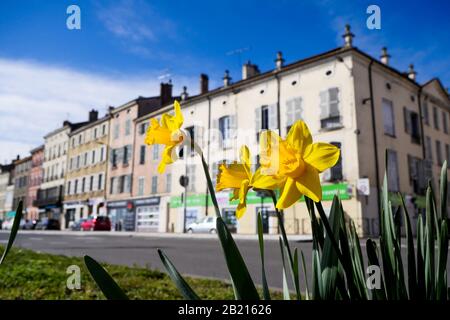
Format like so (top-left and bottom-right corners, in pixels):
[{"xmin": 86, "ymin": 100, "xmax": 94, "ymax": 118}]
[{"xmin": 170, "ymin": 183, "xmax": 350, "ymax": 208}]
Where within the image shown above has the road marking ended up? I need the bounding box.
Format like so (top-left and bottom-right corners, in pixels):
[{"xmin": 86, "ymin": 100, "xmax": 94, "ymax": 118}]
[
  {"xmin": 28, "ymin": 237, "xmax": 43, "ymax": 241},
  {"xmin": 49, "ymin": 241, "xmax": 68, "ymax": 245}
]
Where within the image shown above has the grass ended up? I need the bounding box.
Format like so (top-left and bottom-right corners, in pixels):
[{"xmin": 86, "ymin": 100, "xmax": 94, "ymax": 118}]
[{"xmin": 0, "ymin": 246, "xmax": 260, "ymax": 300}]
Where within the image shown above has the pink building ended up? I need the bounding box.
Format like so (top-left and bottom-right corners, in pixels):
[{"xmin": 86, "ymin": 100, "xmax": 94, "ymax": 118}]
[{"xmin": 27, "ymin": 145, "xmax": 44, "ymax": 220}]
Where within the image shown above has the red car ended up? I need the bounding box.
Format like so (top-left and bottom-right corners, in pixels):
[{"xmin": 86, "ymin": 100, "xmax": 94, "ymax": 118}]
[{"xmin": 81, "ymin": 216, "xmax": 111, "ymax": 231}]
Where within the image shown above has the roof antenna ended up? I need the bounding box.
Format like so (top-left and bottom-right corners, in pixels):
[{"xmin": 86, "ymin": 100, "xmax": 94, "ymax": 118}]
[{"xmin": 226, "ymin": 46, "xmax": 251, "ymax": 69}]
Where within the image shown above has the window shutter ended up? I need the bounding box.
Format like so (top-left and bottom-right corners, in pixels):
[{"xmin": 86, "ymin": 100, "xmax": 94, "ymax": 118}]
[
  {"xmin": 268, "ymin": 104, "xmax": 278, "ymax": 130},
  {"xmin": 293, "ymin": 97, "xmax": 302, "ymax": 121},
  {"xmin": 286, "ymin": 100, "xmax": 293, "ymax": 126},
  {"xmin": 404, "ymin": 107, "xmax": 412, "ymax": 134},
  {"xmin": 387, "ymin": 150, "xmax": 399, "ymax": 191},
  {"xmin": 255, "ymin": 107, "xmax": 262, "ymax": 131},
  {"xmin": 417, "ymin": 159, "xmax": 426, "ymax": 191},
  {"xmin": 195, "ymin": 126, "xmax": 204, "ymax": 148},
  {"xmin": 230, "ymin": 114, "xmax": 237, "ymax": 138},
  {"xmin": 319, "ymin": 90, "xmax": 328, "ymax": 119},
  {"xmin": 329, "ymin": 88, "xmax": 340, "ymax": 117}
]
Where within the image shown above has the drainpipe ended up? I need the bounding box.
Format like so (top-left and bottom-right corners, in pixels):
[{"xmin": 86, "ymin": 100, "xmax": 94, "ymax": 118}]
[
  {"xmin": 368, "ymin": 60, "xmax": 382, "ymax": 236},
  {"xmin": 204, "ymin": 96, "xmax": 212, "ymax": 215},
  {"xmin": 275, "ymin": 73, "xmax": 281, "ymax": 135}
]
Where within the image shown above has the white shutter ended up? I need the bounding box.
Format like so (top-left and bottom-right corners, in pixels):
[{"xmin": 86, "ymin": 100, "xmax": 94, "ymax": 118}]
[
  {"xmin": 293, "ymin": 97, "xmax": 302, "ymax": 120},
  {"xmin": 329, "ymin": 88, "xmax": 340, "ymax": 117},
  {"xmin": 211, "ymin": 118, "xmax": 219, "ymax": 145},
  {"xmin": 230, "ymin": 114, "xmax": 237, "ymax": 138},
  {"xmin": 255, "ymin": 107, "xmax": 261, "ymax": 131},
  {"xmin": 268, "ymin": 104, "xmax": 278, "ymax": 130},
  {"xmin": 286, "ymin": 100, "xmax": 293, "ymax": 126},
  {"xmin": 319, "ymin": 90, "xmax": 328, "ymax": 119}
]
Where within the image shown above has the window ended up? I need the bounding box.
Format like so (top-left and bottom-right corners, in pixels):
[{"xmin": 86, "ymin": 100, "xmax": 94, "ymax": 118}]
[
  {"xmin": 125, "ymin": 119, "xmax": 131, "ymax": 136},
  {"xmin": 320, "ymin": 87, "xmax": 341, "ymax": 129},
  {"xmin": 111, "ymin": 149, "xmax": 118, "ymax": 167},
  {"xmin": 255, "ymin": 104, "xmax": 277, "ymax": 137},
  {"xmin": 219, "ymin": 116, "xmax": 232, "ymax": 143},
  {"xmin": 446, "ymin": 144, "xmax": 450, "ymax": 168},
  {"xmin": 76, "ymin": 155, "xmax": 80, "ymax": 169},
  {"xmin": 261, "ymin": 106, "xmax": 269, "ymax": 130},
  {"xmin": 98, "ymin": 174, "xmax": 103, "ymax": 190},
  {"xmin": 153, "ymin": 145, "xmax": 159, "ymax": 160},
  {"xmin": 138, "ymin": 177, "xmax": 145, "ymax": 196},
  {"xmin": 102, "ymin": 124, "xmax": 106, "ymax": 135},
  {"xmin": 286, "ymin": 97, "xmax": 302, "ymax": 132},
  {"xmin": 140, "ymin": 122, "xmax": 149, "ymax": 135},
  {"xmin": 90, "ymin": 176, "xmax": 94, "ymax": 191},
  {"xmin": 404, "ymin": 107, "xmax": 421, "ymax": 143},
  {"xmin": 140, "ymin": 145, "xmax": 146, "ymax": 164},
  {"xmin": 124, "ymin": 175, "xmax": 131, "ymax": 193},
  {"xmin": 81, "ymin": 177, "xmax": 86, "ymax": 193},
  {"xmin": 84, "ymin": 153, "xmax": 88, "ymax": 167},
  {"xmin": 166, "ymin": 174, "xmax": 171, "ymax": 193},
  {"xmin": 443, "ymin": 111, "xmax": 448, "ymax": 134},
  {"xmin": 92, "ymin": 150, "xmax": 96, "ymax": 164},
  {"xmin": 422, "ymin": 101, "xmax": 429, "ymax": 125},
  {"xmin": 110, "ymin": 177, "xmax": 116, "ymax": 194},
  {"xmin": 387, "ymin": 150, "xmax": 400, "ymax": 192},
  {"xmin": 74, "ymin": 179, "xmax": 78, "ymax": 194},
  {"xmin": 123, "ymin": 145, "xmax": 132, "ymax": 165},
  {"xmin": 425, "ymin": 136, "xmax": 433, "ymax": 160},
  {"xmin": 436, "ymin": 140, "xmax": 443, "ymax": 165},
  {"xmin": 151, "ymin": 176, "xmax": 158, "ymax": 194},
  {"xmin": 93, "ymin": 128, "xmax": 98, "ymax": 139},
  {"xmin": 68, "ymin": 181, "xmax": 72, "ymax": 195},
  {"xmin": 185, "ymin": 126, "xmax": 195, "ymax": 156},
  {"xmin": 433, "ymin": 106, "xmax": 439, "ymax": 130},
  {"xmin": 330, "ymin": 142, "xmax": 343, "ymax": 181},
  {"xmin": 382, "ymin": 99, "xmax": 395, "ymax": 136},
  {"xmin": 408, "ymin": 155, "xmax": 427, "ymax": 194},
  {"xmin": 113, "ymin": 123, "xmax": 120, "ymax": 139}
]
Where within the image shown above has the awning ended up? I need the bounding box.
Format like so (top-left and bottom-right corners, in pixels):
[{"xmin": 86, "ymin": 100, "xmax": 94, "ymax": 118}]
[{"xmin": 6, "ymin": 211, "xmax": 15, "ymax": 219}]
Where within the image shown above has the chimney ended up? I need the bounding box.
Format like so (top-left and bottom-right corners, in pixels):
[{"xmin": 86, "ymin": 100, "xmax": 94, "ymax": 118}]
[
  {"xmin": 408, "ymin": 64, "xmax": 417, "ymax": 81},
  {"xmin": 223, "ymin": 70, "xmax": 231, "ymax": 87},
  {"xmin": 342, "ymin": 24, "xmax": 354, "ymax": 48},
  {"xmin": 89, "ymin": 109, "xmax": 98, "ymax": 122},
  {"xmin": 242, "ymin": 61, "xmax": 260, "ymax": 80},
  {"xmin": 108, "ymin": 106, "xmax": 114, "ymax": 114},
  {"xmin": 380, "ymin": 47, "xmax": 390, "ymax": 65},
  {"xmin": 16, "ymin": 155, "xmax": 20, "ymax": 161},
  {"xmin": 63, "ymin": 120, "xmax": 71, "ymax": 127},
  {"xmin": 275, "ymin": 51, "xmax": 285, "ymax": 70},
  {"xmin": 200, "ymin": 74, "xmax": 209, "ymax": 94},
  {"xmin": 181, "ymin": 86, "xmax": 189, "ymax": 101},
  {"xmin": 160, "ymin": 80, "xmax": 173, "ymax": 105}
]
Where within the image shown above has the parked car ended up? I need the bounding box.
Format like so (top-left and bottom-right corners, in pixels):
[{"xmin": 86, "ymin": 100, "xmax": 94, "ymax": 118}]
[
  {"xmin": 35, "ymin": 218, "xmax": 60, "ymax": 230},
  {"xmin": 22, "ymin": 219, "xmax": 38, "ymax": 230},
  {"xmin": 93, "ymin": 216, "xmax": 111, "ymax": 231},
  {"xmin": 81, "ymin": 216, "xmax": 111, "ymax": 231},
  {"xmin": 186, "ymin": 216, "xmax": 217, "ymax": 234},
  {"xmin": 2, "ymin": 219, "xmax": 14, "ymax": 230},
  {"xmin": 70, "ymin": 218, "xmax": 86, "ymax": 231}
]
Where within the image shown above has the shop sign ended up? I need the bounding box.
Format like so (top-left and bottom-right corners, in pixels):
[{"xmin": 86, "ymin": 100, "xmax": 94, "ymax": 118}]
[{"xmin": 135, "ymin": 197, "xmax": 160, "ymax": 206}]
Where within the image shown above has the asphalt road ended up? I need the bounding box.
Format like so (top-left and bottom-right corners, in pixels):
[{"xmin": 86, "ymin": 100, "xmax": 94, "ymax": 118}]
[{"xmin": 1, "ymin": 231, "xmax": 449, "ymax": 291}]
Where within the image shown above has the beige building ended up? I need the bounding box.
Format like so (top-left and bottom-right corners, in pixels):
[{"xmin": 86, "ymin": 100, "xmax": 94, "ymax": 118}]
[
  {"xmin": 12, "ymin": 156, "xmax": 32, "ymax": 216},
  {"xmin": 149, "ymin": 26, "xmax": 449, "ymax": 236},
  {"xmin": 63, "ymin": 110, "xmax": 110, "ymax": 227}
]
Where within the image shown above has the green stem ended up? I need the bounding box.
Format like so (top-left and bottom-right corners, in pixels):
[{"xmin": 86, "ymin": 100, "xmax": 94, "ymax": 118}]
[{"xmin": 269, "ymin": 191, "xmax": 301, "ymax": 300}]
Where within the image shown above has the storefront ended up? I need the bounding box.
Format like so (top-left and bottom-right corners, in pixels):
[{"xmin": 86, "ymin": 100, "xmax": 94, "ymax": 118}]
[
  {"xmin": 134, "ymin": 196, "xmax": 161, "ymax": 232},
  {"xmin": 107, "ymin": 200, "xmax": 136, "ymax": 231}
]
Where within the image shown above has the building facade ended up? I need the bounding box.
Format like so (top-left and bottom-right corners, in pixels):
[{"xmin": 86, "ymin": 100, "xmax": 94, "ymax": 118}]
[
  {"xmin": 105, "ymin": 83, "xmax": 176, "ymax": 231},
  {"xmin": 0, "ymin": 163, "xmax": 14, "ymax": 220},
  {"xmin": 148, "ymin": 27, "xmax": 450, "ymax": 237},
  {"xmin": 27, "ymin": 145, "xmax": 44, "ymax": 220},
  {"xmin": 12, "ymin": 156, "xmax": 32, "ymax": 215},
  {"xmin": 63, "ymin": 111, "xmax": 109, "ymax": 227}
]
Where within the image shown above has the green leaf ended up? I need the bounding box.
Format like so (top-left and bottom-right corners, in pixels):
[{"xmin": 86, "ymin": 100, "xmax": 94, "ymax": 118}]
[
  {"xmin": 399, "ymin": 193, "xmax": 417, "ymax": 299},
  {"xmin": 300, "ymin": 250, "xmax": 310, "ymax": 300},
  {"xmin": 436, "ymin": 220, "xmax": 448, "ymax": 300},
  {"xmin": 279, "ymin": 238, "xmax": 291, "ymax": 300},
  {"xmin": 216, "ymin": 217, "xmax": 259, "ymax": 300},
  {"xmin": 0, "ymin": 200, "xmax": 23, "ymax": 265},
  {"xmin": 425, "ymin": 185, "xmax": 436, "ymax": 299},
  {"xmin": 366, "ymin": 239, "xmax": 387, "ymax": 300},
  {"xmin": 440, "ymin": 161, "xmax": 448, "ymax": 225},
  {"xmin": 312, "ymin": 247, "xmax": 322, "ymax": 300},
  {"xmin": 157, "ymin": 249, "xmax": 200, "ymax": 300},
  {"xmin": 84, "ymin": 255, "xmax": 128, "ymax": 300},
  {"xmin": 416, "ymin": 214, "xmax": 426, "ymax": 299},
  {"xmin": 257, "ymin": 212, "xmax": 271, "ymax": 300}
]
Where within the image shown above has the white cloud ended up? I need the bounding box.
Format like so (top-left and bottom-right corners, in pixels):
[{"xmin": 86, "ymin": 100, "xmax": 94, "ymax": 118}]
[{"xmin": 0, "ymin": 57, "xmax": 196, "ymax": 163}]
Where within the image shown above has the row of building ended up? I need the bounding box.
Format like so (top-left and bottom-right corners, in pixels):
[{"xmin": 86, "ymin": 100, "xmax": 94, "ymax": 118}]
[{"xmin": 0, "ymin": 26, "xmax": 449, "ymax": 236}]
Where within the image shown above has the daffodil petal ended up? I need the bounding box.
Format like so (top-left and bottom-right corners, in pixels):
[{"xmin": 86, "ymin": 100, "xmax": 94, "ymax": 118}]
[
  {"xmin": 295, "ymin": 164, "xmax": 322, "ymax": 202},
  {"xmin": 276, "ymin": 177, "xmax": 302, "ymax": 209},
  {"xmin": 157, "ymin": 145, "xmax": 175, "ymax": 173},
  {"xmin": 304, "ymin": 142, "xmax": 340, "ymax": 173},
  {"xmin": 286, "ymin": 120, "xmax": 312, "ymax": 155},
  {"xmin": 240, "ymin": 145, "xmax": 251, "ymax": 171},
  {"xmin": 236, "ymin": 180, "xmax": 250, "ymax": 219},
  {"xmin": 216, "ymin": 163, "xmax": 249, "ymax": 191},
  {"xmin": 252, "ymin": 167, "xmax": 285, "ymax": 190},
  {"xmin": 174, "ymin": 100, "xmax": 183, "ymax": 128}
]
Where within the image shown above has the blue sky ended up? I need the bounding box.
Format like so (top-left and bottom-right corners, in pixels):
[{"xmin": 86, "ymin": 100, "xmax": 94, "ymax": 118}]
[{"xmin": 0, "ymin": 0, "xmax": 449, "ymax": 161}]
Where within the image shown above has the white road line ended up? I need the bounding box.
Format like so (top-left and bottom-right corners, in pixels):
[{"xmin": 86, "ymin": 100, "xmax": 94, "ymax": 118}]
[
  {"xmin": 48, "ymin": 241, "xmax": 67, "ymax": 245},
  {"xmin": 28, "ymin": 237, "xmax": 43, "ymax": 241}
]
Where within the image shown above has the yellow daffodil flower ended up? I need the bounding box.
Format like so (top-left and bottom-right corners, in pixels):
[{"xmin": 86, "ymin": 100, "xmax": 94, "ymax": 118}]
[
  {"xmin": 260, "ymin": 120, "xmax": 340, "ymax": 209},
  {"xmin": 216, "ymin": 145, "xmax": 282, "ymax": 219},
  {"xmin": 145, "ymin": 100, "xmax": 184, "ymax": 173}
]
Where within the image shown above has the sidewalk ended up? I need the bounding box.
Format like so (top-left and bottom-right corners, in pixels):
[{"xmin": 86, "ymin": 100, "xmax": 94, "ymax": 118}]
[{"xmin": 2, "ymin": 230, "xmax": 312, "ymax": 241}]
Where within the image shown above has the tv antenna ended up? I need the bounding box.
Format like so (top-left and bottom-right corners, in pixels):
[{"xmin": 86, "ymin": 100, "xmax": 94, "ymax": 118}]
[
  {"xmin": 226, "ymin": 46, "xmax": 251, "ymax": 68},
  {"xmin": 158, "ymin": 69, "xmax": 172, "ymax": 81}
]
